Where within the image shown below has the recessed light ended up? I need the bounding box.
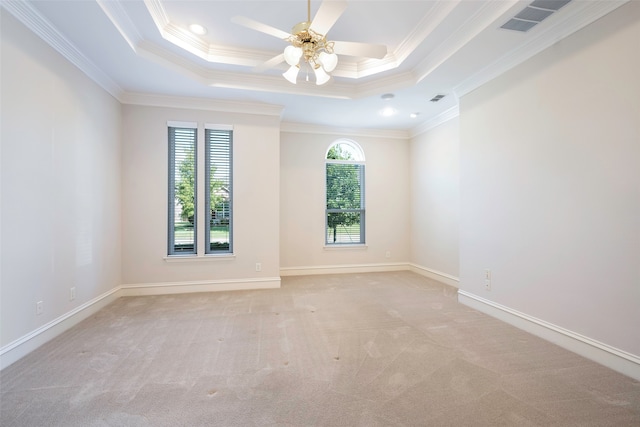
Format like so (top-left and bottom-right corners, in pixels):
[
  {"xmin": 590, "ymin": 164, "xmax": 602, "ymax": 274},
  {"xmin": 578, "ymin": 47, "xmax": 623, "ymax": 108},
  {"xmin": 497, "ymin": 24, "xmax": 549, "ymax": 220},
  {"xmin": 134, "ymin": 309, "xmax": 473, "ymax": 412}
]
[
  {"xmin": 380, "ymin": 107, "xmax": 396, "ymax": 117},
  {"xmin": 410, "ymin": 112, "xmax": 419, "ymax": 118},
  {"xmin": 189, "ymin": 24, "xmax": 207, "ymax": 35},
  {"xmin": 381, "ymin": 93, "xmax": 395, "ymax": 101}
]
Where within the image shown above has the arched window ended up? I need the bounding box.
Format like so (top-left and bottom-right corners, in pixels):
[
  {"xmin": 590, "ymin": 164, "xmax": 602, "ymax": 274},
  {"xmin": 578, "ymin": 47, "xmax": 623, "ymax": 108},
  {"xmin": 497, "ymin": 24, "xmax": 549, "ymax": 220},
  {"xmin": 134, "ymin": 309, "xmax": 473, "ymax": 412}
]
[{"xmin": 325, "ymin": 139, "xmax": 365, "ymax": 245}]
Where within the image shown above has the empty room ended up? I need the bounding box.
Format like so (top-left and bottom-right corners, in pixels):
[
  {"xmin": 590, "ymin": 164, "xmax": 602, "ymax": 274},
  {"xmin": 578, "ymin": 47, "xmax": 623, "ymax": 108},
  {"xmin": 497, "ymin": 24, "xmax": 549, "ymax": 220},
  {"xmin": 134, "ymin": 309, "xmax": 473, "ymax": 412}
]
[{"xmin": 1, "ymin": 0, "xmax": 639, "ymax": 425}]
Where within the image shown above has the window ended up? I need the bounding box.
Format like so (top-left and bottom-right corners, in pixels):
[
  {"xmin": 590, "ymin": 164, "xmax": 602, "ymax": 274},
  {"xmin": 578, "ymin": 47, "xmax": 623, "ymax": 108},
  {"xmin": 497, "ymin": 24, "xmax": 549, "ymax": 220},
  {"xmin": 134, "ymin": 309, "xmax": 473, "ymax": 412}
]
[
  {"xmin": 205, "ymin": 126, "xmax": 233, "ymax": 253},
  {"xmin": 325, "ymin": 140, "xmax": 365, "ymax": 245},
  {"xmin": 168, "ymin": 124, "xmax": 197, "ymax": 255},
  {"xmin": 168, "ymin": 122, "xmax": 233, "ymax": 256}
]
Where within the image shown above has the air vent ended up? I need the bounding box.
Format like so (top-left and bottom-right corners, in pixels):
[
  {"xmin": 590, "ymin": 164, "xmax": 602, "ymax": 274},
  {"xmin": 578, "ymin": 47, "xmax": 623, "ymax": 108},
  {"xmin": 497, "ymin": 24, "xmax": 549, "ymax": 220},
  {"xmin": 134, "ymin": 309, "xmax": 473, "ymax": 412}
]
[
  {"xmin": 514, "ymin": 7, "xmax": 554, "ymax": 22},
  {"xmin": 530, "ymin": 0, "xmax": 571, "ymax": 11},
  {"xmin": 430, "ymin": 94, "xmax": 446, "ymax": 102},
  {"xmin": 501, "ymin": 0, "xmax": 571, "ymax": 32}
]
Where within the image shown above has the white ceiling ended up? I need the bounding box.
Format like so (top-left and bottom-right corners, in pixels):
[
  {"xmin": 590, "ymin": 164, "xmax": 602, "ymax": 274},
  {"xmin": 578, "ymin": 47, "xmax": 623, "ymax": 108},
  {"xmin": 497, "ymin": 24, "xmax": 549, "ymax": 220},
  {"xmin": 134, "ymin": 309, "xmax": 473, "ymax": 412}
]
[{"xmin": 2, "ymin": 0, "xmax": 628, "ymax": 134}]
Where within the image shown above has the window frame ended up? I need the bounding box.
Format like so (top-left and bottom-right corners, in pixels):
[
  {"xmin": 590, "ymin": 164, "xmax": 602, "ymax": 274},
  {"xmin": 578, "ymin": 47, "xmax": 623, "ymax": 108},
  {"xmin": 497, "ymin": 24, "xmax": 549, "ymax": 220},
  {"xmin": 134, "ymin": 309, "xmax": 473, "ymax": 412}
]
[
  {"xmin": 325, "ymin": 140, "xmax": 366, "ymax": 246},
  {"xmin": 205, "ymin": 125, "xmax": 233, "ymax": 255},
  {"xmin": 167, "ymin": 122, "xmax": 234, "ymax": 258},
  {"xmin": 168, "ymin": 122, "xmax": 198, "ymax": 256}
]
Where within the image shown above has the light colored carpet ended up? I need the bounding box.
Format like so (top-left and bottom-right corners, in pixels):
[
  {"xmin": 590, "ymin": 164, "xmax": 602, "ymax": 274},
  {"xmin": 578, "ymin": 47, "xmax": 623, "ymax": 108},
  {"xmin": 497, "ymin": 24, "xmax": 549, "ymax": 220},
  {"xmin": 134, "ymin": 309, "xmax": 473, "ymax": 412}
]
[{"xmin": 1, "ymin": 271, "xmax": 639, "ymax": 426}]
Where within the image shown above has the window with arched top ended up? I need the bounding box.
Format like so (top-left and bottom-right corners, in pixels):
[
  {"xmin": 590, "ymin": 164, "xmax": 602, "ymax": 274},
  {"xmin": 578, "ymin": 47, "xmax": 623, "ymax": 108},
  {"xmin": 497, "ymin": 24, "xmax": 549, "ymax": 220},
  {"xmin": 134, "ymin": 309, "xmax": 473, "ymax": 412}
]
[{"xmin": 325, "ymin": 139, "xmax": 365, "ymax": 245}]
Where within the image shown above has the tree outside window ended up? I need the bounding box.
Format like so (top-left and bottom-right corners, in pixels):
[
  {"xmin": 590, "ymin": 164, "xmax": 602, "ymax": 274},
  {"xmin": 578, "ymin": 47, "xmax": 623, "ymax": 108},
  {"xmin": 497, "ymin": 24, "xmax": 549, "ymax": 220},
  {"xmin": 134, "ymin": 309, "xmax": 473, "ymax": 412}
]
[{"xmin": 325, "ymin": 141, "xmax": 365, "ymax": 244}]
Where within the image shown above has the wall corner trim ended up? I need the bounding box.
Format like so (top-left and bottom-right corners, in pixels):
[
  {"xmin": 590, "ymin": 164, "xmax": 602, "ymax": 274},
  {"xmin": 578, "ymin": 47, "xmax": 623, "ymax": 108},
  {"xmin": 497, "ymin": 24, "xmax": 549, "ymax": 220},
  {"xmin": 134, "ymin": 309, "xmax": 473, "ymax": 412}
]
[
  {"xmin": 409, "ymin": 264, "xmax": 459, "ymax": 288},
  {"xmin": 458, "ymin": 290, "xmax": 640, "ymax": 381}
]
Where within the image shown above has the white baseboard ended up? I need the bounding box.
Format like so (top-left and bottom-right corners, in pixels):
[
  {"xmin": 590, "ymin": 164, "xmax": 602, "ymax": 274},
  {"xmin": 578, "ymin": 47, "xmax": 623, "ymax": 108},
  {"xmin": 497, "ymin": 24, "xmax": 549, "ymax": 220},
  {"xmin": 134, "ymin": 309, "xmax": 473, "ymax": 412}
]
[
  {"xmin": 120, "ymin": 277, "xmax": 281, "ymax": 296},
  {"xmin": 409, "ymin": 263, "xmax": 459, "ymax": 288},
  {"xmin": 280, "ymin": 262, "xmax": 409, "ymax": 277},
  {"xmin": 1, "ymin": 277, "xmax": 281, "ymax": 370},
  {"xmin": 0, "ymin": 287, "xmax": 121, "ymax": 370},
  {"xmin": 458, "ymin": 290, "xmax": 640, "ymax": 381}
]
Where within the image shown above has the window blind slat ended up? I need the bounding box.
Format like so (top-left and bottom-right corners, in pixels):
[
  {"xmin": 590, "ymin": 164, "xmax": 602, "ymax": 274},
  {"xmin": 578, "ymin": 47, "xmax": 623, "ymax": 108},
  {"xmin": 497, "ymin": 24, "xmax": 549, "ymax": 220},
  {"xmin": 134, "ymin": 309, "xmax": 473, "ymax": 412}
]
[
  {"xmin": 325, "ymin": 159, "xmax": 365, "ymax": 245},
  {"xmin": 205, "ymin": 128, "xmax": 233, "ymax": 253},
  {"xmin": 168, "ymin": 126, "xmax": 197, "ymax": 255}
]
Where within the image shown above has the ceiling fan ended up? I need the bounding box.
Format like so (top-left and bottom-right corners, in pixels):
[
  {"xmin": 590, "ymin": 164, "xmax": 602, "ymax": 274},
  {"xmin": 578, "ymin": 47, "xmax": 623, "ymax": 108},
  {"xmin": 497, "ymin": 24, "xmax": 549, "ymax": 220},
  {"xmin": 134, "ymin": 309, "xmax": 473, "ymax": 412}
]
[{"xmin": 232, "ymin": 0, "xmax": 387, "ymax": 85}]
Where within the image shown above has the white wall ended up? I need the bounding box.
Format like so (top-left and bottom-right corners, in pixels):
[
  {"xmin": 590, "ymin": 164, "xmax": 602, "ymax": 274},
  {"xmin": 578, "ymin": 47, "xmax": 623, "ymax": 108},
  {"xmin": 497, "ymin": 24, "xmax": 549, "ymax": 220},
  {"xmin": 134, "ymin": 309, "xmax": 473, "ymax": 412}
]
[
  {"xmin": 121, "ymin": 105, "xmax": 280, "ymax": 290},
  {"xmin": 409, "ymin": 118, "xmax": 460, "ymax": 284},
  {"xmin": 280, "ymin": 131, "xmax": 410, "ymax": 273},
  {"xmin": 459, "ymin": 1, "xmax": 640, "ymax": 360},
  {"xmin": 1, "ymin": 13, "xmax": 122, "ymax": 363}
]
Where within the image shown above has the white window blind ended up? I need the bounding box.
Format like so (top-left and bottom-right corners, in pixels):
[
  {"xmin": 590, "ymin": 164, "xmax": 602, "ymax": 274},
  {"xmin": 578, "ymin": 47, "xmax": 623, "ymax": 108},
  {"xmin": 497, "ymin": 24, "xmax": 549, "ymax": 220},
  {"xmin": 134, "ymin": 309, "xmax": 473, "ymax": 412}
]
[
  {"xmin": 325, "ymin": 141, "xmax": 365, "ymax": 245},
  {"xmin": 168, "ymin": 125, "xmax": 197, "ymax": 255},
  {"xmin": 205, "ymin": 128, "xmax": 233, "ymax": 253}
]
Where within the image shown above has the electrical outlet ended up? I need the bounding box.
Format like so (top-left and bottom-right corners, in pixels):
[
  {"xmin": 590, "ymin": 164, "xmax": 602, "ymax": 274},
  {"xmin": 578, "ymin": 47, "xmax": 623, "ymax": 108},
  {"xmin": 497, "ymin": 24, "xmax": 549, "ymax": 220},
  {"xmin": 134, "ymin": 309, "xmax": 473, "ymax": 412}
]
[
  {"xmin": 484, "ymin": 269, "xmax": 491, "ymax": 291},
  {"xmin": 70, "ymin": 287, "xmax": 76, "ymax": 301},
  {"xmin": 36, "ymin": 301, "xmax": 44, "ymax": 315},
  {"xmin": 255, "ymin": 263, "xmax": 262, "ymax": 272}
]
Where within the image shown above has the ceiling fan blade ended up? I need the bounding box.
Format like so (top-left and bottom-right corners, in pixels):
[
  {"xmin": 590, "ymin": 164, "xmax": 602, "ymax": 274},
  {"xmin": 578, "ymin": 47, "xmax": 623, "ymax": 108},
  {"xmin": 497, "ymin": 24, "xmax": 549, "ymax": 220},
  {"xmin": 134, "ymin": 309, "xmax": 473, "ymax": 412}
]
[
  {"xmin": 253, "ymin": 53, "xmax": 285, "ymax": 73},
  {"xmin": 231, "ymin": 16, "xmax": 291, "ymax": 40},
  {"xmin": 309, "ymin": 0, "xmax": 347, "ymax": 35},
  {"xmin": 332, "ymin": 41, "xmax": 387, "ymax": 59}
]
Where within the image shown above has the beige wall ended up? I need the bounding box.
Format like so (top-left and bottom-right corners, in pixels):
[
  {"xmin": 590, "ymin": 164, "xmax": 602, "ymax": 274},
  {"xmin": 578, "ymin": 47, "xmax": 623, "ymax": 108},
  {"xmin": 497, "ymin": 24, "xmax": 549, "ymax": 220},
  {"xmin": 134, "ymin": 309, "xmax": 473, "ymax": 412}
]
[
  {"xmin": 409, "ymin": 118, "xmax": 460, "ymax": 281},
  {"xmin": 280, "ymin": 131, "xmax": 410, "ymax": 272},
  {"xmin": 3, "ymin": 0, "xmax": 638, "ymax": 375},
  {"xmin": 1, "ymin": 13, "xmax": 122, "ymax": 352},
  {"xmin": 121, "ymin": 105, "xmax": 281, "ymax": 286},
  {"xmin": 459, "ymin": 2, "xmax": 640, "ymax": 356}
]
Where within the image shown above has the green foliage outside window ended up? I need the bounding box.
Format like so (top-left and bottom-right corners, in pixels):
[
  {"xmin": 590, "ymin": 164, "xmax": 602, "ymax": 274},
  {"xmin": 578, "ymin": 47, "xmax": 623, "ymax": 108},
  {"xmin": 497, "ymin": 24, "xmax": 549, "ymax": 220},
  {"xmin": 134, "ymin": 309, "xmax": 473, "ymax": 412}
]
[
  {"xmin": 175, "ymin": 151, "xmax": 225, "ymax": 223},
  {"xmin": 326, "ymin": 144, "xmax": 363, "ymax": 243}
]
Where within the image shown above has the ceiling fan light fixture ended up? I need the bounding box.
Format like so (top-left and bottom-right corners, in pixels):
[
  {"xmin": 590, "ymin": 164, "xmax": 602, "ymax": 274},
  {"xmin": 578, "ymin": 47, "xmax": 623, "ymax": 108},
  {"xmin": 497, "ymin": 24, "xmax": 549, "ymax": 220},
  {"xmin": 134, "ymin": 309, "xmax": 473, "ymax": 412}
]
[
  {"xmin": 234, "ymin": 0, "xmax": 388, "ymax": 87},
  {"xmin": 284, "ymin": 45, "xmax": 303, "ymax": 66},
  {"xmin": 283, "ymin": 65, "xmax": 300, "ymax": 84},
  {"xmin": 313, "ymin": 65, "xmax": 331, "ymax": 85},
  {"xmin": 318, "ymin": 51, "xmax": 338, "ymax": 72}
]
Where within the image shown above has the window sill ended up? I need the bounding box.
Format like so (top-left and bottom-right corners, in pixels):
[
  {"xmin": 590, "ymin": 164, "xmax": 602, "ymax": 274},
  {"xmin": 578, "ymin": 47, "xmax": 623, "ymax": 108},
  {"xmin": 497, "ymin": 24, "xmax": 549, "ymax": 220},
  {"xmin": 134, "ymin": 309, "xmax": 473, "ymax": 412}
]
[
  {"xmin": 164, "ymin": 254, "xmax": 236, "ymax": 263},
  {"xmin": 323, "ymin": 244, "xmax": 368, "ymax": 251}
]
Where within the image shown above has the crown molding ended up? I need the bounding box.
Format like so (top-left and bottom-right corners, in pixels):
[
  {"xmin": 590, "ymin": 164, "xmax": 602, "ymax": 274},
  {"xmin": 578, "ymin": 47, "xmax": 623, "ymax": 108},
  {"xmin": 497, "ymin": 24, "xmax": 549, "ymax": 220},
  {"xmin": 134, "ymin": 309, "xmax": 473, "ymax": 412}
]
[
  {"xmin": 121, "ymin": 93, "xmax": 284, "ymax": 117},
  {"xmin": 1, "ymin": 0, "xmax": 124, "ymax": 100},
  {"xmin": 353, "ymin": 71, "xmax": 418, "ymax": 99},
  {"xmin": 409, "ymin": 106, "xmax": 459, "ymax": 138},
  {"xmin": 330, "ymin": 1, "xmax": 460, "ymax": 80},
  {"xmin": 394, "ymin": 0, "xmax": 461, "ymax": 65},
  {"xmin": 453, "ymin": 0, "xmax": 629, "ymax": 98},
  {"xmin": 96, "ymin": 0, "xmax": 142, "ymax": 52},
  {"xmin": 414, "ymin": 0, "xmax": 519, "ymax": 83},
  {"xmin": 135, "ymin": 40, "xmax": 357, "ymax": 99},
  {"xmin": 280, "ymin": 122, "xmax": 410, "ymax": 140},
  {"xmin": 139, "ymin": 0, "xmax": 452, "ymax": 80}
]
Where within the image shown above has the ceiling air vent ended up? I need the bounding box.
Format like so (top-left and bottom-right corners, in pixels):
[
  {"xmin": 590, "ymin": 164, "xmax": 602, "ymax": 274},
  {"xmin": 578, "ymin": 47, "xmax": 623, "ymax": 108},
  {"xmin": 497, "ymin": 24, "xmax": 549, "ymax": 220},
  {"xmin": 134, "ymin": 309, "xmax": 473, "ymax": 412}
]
[
  {"xmin": 501, "ymin": 0, "xmax": 571, "ymax": 32},
  {"xmin": 430, "ymin": 94, "xmax": 446, "ymax": 102}
]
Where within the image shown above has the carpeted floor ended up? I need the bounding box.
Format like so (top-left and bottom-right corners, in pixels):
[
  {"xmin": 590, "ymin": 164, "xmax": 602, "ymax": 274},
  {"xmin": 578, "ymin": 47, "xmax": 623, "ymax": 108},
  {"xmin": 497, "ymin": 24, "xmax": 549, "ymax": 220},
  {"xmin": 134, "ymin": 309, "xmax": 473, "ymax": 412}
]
[{"xmin": 1, "ymin": 271, "xmax": 639, "ymax": 426}]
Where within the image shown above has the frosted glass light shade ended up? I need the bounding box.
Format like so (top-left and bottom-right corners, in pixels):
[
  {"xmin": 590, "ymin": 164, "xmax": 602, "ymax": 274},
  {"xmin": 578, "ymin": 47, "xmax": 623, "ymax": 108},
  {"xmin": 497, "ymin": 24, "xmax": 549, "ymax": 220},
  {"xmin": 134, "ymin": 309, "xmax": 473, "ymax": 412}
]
[
  {"xmin": 318, "ymin": 51, "xmax": 338, "ymax": 72},
  {"xmin": 283, "ymin": 65, "xmax": 300, "ymax": 84},
  {"xmin": 314, "ymin": 66, "xmax": 330, "ymax": 85},
  {"xmin": 283, "ymin": 46, "xmax": 303, "ymax": 66}
]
